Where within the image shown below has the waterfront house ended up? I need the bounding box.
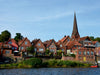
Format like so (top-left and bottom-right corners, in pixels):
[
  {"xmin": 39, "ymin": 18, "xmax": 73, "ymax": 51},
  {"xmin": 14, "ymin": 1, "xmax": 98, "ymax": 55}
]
[
  {"xmin": 56, "ymin": 41, "xmax": 66, "ymax": 54},
  {"xmin": 31, "ymin": 39, "xmax": 45, "ymax": 55},
  {"xmin": 18, "ymin": 37, "xmax": 32, "ymax": 54},
  {"xmin": 93, "ymin": 41, "xmax": 100, "ymax": 47},
  {"xmin": 43, "ymin": 39, "xmax": 57, "ymax": 55},
  {"xmin": 0, "ymin": 43, "xmax": 13, "ymax": 57}
]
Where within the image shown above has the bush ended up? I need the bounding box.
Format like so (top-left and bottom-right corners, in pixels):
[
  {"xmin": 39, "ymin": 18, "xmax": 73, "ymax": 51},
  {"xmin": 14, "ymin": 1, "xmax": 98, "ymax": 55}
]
[{"xmin": 22, "ymin": 58, "xmax": 42, "ymax": 67}]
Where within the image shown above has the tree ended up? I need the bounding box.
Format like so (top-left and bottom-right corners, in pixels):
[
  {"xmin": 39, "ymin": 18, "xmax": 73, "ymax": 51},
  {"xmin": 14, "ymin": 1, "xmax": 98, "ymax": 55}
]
[
  {"xmin": 0, "ymin": 30, "xmax": 11, "ymax": 42},
  {"xmin": 89, "ymin": 36, "xmax": 95, "ymax": 41},
  {"xmin": 0, "ymin": 30, "xmax": 11, "ymax": 57},
  {"xmin": 27, "ymin": 46, "xmax": 34, "ymax": 54},
  {"xmin": 14, "ymin": 33, "xmax": 23, "ymax": 42},
  {"xmin": 45, "ymin": 49, "xmax": 50, "ymax": 55},
  {"xmin": 95, "ymin": 37, "xmax": 100, "ymax": 42}
]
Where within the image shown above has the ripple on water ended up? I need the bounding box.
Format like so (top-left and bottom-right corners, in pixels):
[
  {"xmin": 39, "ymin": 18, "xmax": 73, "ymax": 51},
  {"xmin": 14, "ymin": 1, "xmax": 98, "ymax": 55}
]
[{"xmin": 0, "ymin": 68, "xmax": 100, "ymax": 75}]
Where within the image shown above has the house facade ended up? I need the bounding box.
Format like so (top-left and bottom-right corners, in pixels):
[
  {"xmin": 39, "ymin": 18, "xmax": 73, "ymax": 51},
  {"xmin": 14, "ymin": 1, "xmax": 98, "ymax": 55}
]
[
  {"xmin": 32, "ymin": 39, "xmax": 45, "ymax": 54},
  {"xmin": 0, "ymin": 43, "xmax": 13, "ymax": 57},
  {"xmin": 56, "ymin": 42, "xmax": 66, "ymax": 54},
  {"xmin": 43, "ymin": 39, "xmax": 57, "ymax": 54},
  {"xmin": 18, "ymin": 37, "xmax": 32, "ymax": 52}
]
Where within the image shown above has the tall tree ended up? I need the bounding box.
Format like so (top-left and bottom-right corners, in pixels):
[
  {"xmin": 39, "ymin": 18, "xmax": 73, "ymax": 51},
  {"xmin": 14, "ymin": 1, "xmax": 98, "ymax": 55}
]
[
  {"xmin": 89, "ymin": 36, "xmax": 95, "ymax": 41},
  {"xmin": 0, "ymin": 30, "xmax": 11, "ymax": 57},
  {"xmin": 14, "ymin": 33, "xmax": 23, "ymax": 42},
  {"xmin": 0, "ymin": 30, "xmax": 11, "ymax": 42}
]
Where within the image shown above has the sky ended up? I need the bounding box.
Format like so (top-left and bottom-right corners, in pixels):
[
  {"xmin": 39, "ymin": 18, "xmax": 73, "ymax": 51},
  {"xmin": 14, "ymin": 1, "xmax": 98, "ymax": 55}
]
[{"xmin": 0, "ymin": 0, "xmax": 100, "ymax": 42}]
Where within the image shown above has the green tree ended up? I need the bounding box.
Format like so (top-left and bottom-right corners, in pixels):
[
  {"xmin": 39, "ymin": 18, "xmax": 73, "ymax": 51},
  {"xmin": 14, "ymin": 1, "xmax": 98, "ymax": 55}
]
[
  {"xmin": 45, "ymin": 49, "xmax": 50, "ymax": 55},
  {"xmin": 0, "ymin": 30, "xmax": 11, "ymax": 56},
  {"xmin": 0, "ymin": 30, "xmax": 11, "ymax": 42},
  {"xmin": 27, "ymin": 46, "xmax": 34, "ymax": 54},
  {"xmin": 89, "ymin": 36, "xmax": 95, "ymax": 41},
  {"xmin": 95, "ymin": 37, "xmax": 100, "ymax": 42},
  {"xmin": 14, "ymin": 33, "xmax": 23, "ymax": 42}
]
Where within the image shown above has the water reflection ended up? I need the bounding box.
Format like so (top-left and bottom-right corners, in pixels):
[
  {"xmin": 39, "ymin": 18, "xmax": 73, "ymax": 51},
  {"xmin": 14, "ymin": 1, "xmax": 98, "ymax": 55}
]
[{"xmin": 0, "ymin": 68, "xmax": 100, "ymax": 75}]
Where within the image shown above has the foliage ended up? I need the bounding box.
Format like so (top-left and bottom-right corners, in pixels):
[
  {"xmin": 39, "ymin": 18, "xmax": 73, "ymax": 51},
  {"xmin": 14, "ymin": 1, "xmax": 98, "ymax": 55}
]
[
  {"xmin": 45, "ymin": 49, "xmax": 50, "ymax": 55},
  {"xmin": 0, "ymin": 30, "xmax": 11, "ymax": 42},
  {"xmin": 70, "ymin": 54, "xmax": 76, "ymax": 58},
  {"xmin": 14, "ymin": 33, "xmax": 23, "ymax": 42},
  {"xmin": 57, "ymin": 50, "xmax": 62, "ymax": 56},
  {"xmin": 22, "ymin": 58, "xmax": 42, "ymax": 67},
  {"xmin": 90, "ymin": 36, "xmax": 100, "ymax": 42},
  {"xmin": 27, "ymin": 46, "xmax": 34, "ymax": 54}
]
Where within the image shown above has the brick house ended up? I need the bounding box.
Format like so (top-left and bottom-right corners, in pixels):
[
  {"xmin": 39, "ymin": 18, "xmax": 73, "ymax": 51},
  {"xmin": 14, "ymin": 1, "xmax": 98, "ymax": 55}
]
[
  {"xmin": 93, "ymin": 41, "xmax": 100, "ymax": 47},
  {"xmin": 58, "ymin": 35, "xmax": 70, "ymax": 46},
  {"xmin": 79, "ymin": 36, "xmax": 95, "ymax": 48},
  {"xmin": 43, "ymin": 39, "xmax": 57, "ymax": 54},
  {"xmin": 66, "ymin": 41, "xmax": 95, "ymax": 63},
  {"xmin": 18, "ymin": 37, "xmax": 32, "ymax": 52},
  {"xmin": 56, "ymin": 42, "xmax": 66, "ymax": 54},
  {"xmin": 31, "ymin": 39, "xmax": 45, "ymax": 55},
  {"xmin": 7, "ymin": 39, "xmax": 18, "ymax": 53},
  {"xmin": 0, "ymin": 43, "xmax": 13, "ymax": 57},
  {"xmin": 95, "ymin": 47, "xmax": 100, "ymax": 56}
]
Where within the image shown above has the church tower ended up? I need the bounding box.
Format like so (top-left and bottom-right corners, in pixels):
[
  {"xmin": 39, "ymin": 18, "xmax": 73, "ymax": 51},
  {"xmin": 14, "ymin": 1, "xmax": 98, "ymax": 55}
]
[{"xmin": 71, "ymin": 12, "xmax": 80, "ymax": 40}]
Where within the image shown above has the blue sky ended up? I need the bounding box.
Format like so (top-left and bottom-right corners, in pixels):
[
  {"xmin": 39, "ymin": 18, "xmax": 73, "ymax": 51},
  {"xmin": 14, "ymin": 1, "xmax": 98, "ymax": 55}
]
[{"xmin": 0, "ymin": 0, "xmax": 100, "ymax": 42}]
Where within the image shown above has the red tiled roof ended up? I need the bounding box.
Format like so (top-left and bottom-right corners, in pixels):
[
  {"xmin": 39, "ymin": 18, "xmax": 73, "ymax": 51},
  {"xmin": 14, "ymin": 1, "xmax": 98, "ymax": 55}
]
[
  {"xmin": 66, "ymin": 41, "xmax": 82, "ymax": 49},
  {"xmin": 43, "ymin": 39, "xmax": 55, "ymax": 47},
  {"xmin": 79, "ymin": 36, "xmax": 91, "ymax": 41},
  {"xmin": 9, "ymin": 39, "xmax": 18, "ymax": 47},
  {"xmin": 18, "ymin": 37, "xmax": 27, "ymax": 46},
  {"xmin": 32, "ymin": 39, "xmax": 40, "ymax": 46},
  {"xmin": 92, "ymin": 41, "xmax": 98, "ymax": 45},
  {"xmin": 59, "ymin": 36, "xmax": 69, "ymax": 43}
]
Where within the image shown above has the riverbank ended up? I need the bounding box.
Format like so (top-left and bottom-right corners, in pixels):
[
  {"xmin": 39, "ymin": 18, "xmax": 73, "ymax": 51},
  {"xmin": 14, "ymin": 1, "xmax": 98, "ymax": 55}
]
[{"xmin": 0, "ymin": 58, "xmax": 92, "ymax": 69}]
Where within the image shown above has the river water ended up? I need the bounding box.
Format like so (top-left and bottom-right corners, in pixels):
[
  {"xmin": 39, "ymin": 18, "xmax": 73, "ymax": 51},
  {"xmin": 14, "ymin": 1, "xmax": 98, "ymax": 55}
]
[{"xmin": 0, "ymin": 68, "xmax": 100, "ymax": 75}]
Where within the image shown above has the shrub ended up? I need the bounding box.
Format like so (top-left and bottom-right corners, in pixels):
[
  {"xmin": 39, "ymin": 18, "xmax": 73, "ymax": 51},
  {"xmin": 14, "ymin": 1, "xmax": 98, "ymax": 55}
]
[{"xmin": 22, "ymin": 58, "xmax": 42, "ymax": 67}]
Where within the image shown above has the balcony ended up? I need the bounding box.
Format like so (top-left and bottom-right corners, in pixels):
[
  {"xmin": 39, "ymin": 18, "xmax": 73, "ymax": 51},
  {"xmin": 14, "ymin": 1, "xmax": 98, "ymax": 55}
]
[{"xmin": 84, "ymin": 44, "xmax": 95, "ymax": 48}]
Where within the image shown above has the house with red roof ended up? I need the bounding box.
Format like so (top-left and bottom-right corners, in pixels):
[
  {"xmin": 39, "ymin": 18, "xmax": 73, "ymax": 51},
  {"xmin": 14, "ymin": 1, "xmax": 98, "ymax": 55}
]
[
  {"xmin": 43, "ymin": 39, "xmax": 57, "ymax": 54},
  {"xmin": 18, "ymin": 37, "xmax": 32, "ymax": 53},
  {"xmin": 31, "ymin": 39, "xmax": 45, "ymax": 55},
  {"xmin": 92, "ymin": 41, "xmax": 100, "ymax": 47},
  {"xmin": 0, "ymin": 43, "xmax": 13, "ymax": 57},
  {"xmin": 7, "ymin": 39, "xmax": 18, "ymax": 53}
]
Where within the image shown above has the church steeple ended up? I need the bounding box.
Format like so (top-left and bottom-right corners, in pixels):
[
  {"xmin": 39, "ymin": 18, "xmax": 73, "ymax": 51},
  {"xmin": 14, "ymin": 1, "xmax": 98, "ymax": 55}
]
[{"xmin": 71, "ymin": 12, "xmax": 80, "ymax": 40}]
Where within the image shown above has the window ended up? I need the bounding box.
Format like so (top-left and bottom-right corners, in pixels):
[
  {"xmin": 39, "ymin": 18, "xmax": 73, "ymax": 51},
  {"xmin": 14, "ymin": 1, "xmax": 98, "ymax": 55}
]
[
  {"xmin": 21, "ymin": 47, "xmax": 23, "ymax": 50},
  {"xmin": 39, "ymin": 48, "xmax": 44, "ymax": 51},
  {"xmin": 12, "ymin": 47, "xmax": 14, "ymax": 50},
  {"xmin": 83, "ymin": 51, "xmax": 86, "ymax": 55},
  {"xmin": 50, "ymin": 49, "xmax": 54, "ymax": 52},
  {"xmin": 15, "ymin": 47, "xmax": 17, "ymax": 50},
  {"xmin": 79, "ymin": 51, "xmax": 81, "ymax": 55},
  {"xmin": 67, "ymin": 39, "xmax": 69, "ymax": 42},
  {"xmin": 74, "ymin": 45, "xmax": 76, "ymax": 48},
  {"xmin": 51, "ymin": 45, "xmax": 54, "ymax": 48},
  {"xmin": 79, "ymin": 56, "xmax": 82, "ymax": 59},
  {"xmin": 8, "ymin": 41, "xmax": 12, "ymax": 44},
  {"xmin": 60, "ymin": 44, "xmax": 62, "ymax": 47},
  {"xmin": 34, "ymin": 48, "xmax": 37, "ymax": 51},
  {"xmin": 91, "ymin": 51, "xmax": 94, "ymax": 55},
  {"xmin": 25, "ymin": 42, "xmax": 27, "ymax": 45},
  {"xmin": 38, "ymin": 43, "xmax": 40, "ymax": 46},
  {"xmin": 62, "ymin": 49, "xmax": 64, "ymax": 51},
  {"xmin": 5, "ymin": 51, "xmax": 10, "ymax": 54},
  {"xmin": 87, "ymin": 51, "xmax": 89, "ymax": 55}
]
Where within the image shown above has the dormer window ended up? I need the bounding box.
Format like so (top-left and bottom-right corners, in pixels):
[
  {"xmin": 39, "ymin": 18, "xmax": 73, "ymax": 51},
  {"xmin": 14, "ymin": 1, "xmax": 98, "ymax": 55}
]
[{"xmin": 25, "ymin": 42, "xmax": 27, "ymax": 45}]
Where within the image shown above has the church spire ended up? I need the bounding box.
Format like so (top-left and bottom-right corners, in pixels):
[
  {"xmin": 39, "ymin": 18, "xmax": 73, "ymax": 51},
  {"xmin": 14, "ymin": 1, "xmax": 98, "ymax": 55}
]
[{"xmin": 71, "ymin": 12, "xmax": 80, "ymax": 40}]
